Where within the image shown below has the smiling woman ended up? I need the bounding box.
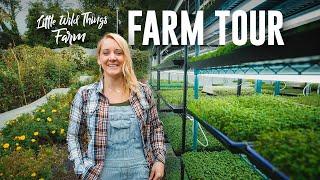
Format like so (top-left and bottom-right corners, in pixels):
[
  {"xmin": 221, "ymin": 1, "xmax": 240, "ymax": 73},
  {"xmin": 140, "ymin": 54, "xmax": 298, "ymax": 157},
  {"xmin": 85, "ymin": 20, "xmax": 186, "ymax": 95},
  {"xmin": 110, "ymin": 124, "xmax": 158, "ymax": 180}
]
[
  {"xmin": 98, "ymin": 37, "xmax": 126, "ymax": 84},
  {"xmin": 67, "ymin": 33, "xmax": 166, "ymax": 180}
]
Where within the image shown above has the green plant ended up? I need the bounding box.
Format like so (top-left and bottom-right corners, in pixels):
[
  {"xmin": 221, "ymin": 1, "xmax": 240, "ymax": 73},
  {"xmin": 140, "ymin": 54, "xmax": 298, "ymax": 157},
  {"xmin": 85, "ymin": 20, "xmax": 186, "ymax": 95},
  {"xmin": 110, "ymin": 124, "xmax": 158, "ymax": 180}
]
[
  {"xmin": 164, "ymin": 156, "xmax": 184, "ymax": 180},
  {"xmin": 189, "ymin": 43, "xmax": 240, "ymax": 62},
  {"xmin": 60, "ymin": 45, "xmax": 89, "ymax": 71},
  {"xmin": 0, "ymin": 94, "xmax": 71, "ymax": 156},
  {"xmin": 183, "ymin": 151, "xmax": 262, "ymax": 179},
  {"xmin": 0, "ymin": 45, "xmax": 78, "ymax": 112},
  {"xmin": 160, "ymin": 89, "xmax": 200, "ymax": 106},
  {"xmin": 288, "ymin": 95, "xmax": 320, "ymax": 107},
  {"xmin": 162, "ymin": 51, "xmax": 183, "ymax": 64},
  {"xmin": 255, "ymin": 129, "xmax": 320, "ymax": 179},
  {"xmin": 85, "ymin": 56, "xmax": 100, "ymax": 76},
  {"xmin": 0, "ymin": 145, "xmax": 70, "ymax": 179},
  {"xmin": 188, "ymin": 95, "xmax": 320, "ymax": 141},
  {"xmin": 0, "ymin": 61, "xmax": 24, "ymax": 111},
  {"xmin": 206, "ymin": 86, "xmax": 255, "ymax": 96},
  {"xmin": 131, "ymin": 49, "xmax": 150, "ymax": 81}
]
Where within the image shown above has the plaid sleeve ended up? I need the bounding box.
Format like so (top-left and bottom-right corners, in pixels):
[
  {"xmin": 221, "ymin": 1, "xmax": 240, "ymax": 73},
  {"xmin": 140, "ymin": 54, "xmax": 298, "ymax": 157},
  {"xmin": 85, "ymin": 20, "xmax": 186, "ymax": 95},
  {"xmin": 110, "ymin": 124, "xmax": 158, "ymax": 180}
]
[
  {"xmin": 144, "ymin": 84, "xmax": 166, "ymax": 164},
  {"xmin": 67, "ymin": 88, "xmax": 85, "ymax": 175}
]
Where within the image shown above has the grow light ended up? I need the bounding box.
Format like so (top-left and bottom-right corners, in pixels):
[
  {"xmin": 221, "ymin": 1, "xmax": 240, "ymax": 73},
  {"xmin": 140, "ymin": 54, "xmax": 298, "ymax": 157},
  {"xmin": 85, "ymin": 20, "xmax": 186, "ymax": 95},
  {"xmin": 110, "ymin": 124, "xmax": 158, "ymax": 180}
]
[{"xmin": 200, "ymin": 74, "xmax": 320, "ymax": 83}]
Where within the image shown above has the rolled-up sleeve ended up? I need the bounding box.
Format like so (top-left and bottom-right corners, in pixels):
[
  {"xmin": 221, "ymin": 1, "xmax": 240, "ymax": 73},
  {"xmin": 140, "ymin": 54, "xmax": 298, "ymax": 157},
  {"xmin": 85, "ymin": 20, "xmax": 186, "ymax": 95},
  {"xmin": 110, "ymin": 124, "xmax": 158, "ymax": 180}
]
[{"xmin": 67, "ymin": 88, "xmax": 85, "ymax": 175}]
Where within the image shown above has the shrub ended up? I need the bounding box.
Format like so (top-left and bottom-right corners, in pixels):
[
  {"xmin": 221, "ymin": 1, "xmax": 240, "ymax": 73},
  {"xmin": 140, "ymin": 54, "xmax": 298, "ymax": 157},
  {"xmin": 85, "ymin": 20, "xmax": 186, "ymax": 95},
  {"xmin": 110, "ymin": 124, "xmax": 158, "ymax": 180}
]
[
  {"xmin": 0, "ymin": 45, "xmax": 77, "ymax": 112},
  {"xmin": 85, "ymin": 56, "xmax": 100, "ymax": 75},
  {"xmin": 60, "ymin": 45, "xmax": 89, "ymax": 71},
  {"xmin": 0, "ymin": 145, "xmax": 69, "ymax": 179},
  {"xmin": 0, "ymin": 62, "xmax": 24, "ymax": 111},
  {"xmin": 131, "ymin": 49, "xmax": 150, "ymax": 81}
]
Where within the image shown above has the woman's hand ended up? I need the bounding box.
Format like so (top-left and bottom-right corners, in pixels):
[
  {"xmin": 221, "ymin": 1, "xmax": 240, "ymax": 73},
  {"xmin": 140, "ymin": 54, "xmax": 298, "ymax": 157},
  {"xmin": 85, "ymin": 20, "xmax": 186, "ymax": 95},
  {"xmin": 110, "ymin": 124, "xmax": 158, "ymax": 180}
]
[{"xmin": 149, "ymin": 161, "xmax": 165, "ymax": 180}]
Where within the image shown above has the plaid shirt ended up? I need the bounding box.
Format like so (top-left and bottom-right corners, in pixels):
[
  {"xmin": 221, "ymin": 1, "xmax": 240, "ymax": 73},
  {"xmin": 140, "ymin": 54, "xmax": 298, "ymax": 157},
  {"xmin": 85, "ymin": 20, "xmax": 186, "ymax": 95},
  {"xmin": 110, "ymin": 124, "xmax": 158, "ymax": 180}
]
[{"xmin": 67, "ymin": 79, "xmax": 166, "ymax": 180}]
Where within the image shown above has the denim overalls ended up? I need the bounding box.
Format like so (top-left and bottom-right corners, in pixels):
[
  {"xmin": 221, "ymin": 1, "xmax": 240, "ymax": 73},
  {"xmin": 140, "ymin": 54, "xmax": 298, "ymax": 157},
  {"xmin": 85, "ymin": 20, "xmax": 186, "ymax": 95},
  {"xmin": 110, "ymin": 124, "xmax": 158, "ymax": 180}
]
[{"xmin": 99, "ymin": 101, "xmax": 149, "ymax": 180}]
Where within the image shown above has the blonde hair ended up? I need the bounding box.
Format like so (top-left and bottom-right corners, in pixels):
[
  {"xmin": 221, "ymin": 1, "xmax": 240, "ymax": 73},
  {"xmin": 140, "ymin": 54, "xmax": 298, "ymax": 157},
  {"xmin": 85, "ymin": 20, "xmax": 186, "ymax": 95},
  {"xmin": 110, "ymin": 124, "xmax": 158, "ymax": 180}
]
[{"xmin": 97, "ymin": 33, "xmax": 140, "ymax": 95}]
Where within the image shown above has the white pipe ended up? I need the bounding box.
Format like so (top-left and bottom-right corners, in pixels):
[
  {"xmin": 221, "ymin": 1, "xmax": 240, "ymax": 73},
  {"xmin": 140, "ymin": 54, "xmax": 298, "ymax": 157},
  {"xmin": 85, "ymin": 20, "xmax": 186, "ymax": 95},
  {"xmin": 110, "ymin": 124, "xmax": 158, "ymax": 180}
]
[{"xmin": 200, "ymin": 74, "xmax": 320, "ymax": 83}]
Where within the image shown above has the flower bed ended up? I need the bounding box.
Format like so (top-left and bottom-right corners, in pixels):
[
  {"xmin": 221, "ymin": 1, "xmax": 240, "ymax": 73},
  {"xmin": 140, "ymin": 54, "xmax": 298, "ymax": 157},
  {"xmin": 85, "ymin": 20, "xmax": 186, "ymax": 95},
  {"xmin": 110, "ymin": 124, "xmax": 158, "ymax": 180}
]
[{"xmin": 0, "ymin": 84, "xmax": 83, "ymax": 179}]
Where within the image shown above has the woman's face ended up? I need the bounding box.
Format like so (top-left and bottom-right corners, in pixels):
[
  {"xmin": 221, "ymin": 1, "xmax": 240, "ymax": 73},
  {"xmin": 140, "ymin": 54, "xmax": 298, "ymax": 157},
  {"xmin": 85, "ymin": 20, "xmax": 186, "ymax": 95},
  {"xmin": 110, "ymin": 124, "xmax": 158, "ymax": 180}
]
[{"xmin": 98, "ymin": 38, "xmax": 125, "ymax": 78}]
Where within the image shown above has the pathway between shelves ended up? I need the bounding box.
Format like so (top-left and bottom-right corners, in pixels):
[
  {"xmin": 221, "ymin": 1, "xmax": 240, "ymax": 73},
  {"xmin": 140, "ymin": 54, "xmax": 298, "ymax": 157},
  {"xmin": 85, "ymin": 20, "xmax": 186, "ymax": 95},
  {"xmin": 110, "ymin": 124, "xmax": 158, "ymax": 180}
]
[{"xmin": 164, "ymin": 143, "xmax": 189, "ymax": 180}]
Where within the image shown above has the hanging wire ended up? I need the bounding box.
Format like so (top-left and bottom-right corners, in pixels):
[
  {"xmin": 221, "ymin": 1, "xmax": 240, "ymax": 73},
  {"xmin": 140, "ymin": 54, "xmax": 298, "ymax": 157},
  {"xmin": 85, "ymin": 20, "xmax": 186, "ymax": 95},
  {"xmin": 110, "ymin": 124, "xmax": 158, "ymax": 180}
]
[
  {"xmin": 239, "ymin": 154, "xmax": 269, "ymax": 180},
  {"xmin": 280, "ymin": 82, "xmax": 286, "ymax": 91},
  {"xmin": 187, "ymin": 115, "xmax": 209, "ymax": 147},
  {"xmin": 303, "ymin": 83, "xmax": 311, "ymax": 96}
]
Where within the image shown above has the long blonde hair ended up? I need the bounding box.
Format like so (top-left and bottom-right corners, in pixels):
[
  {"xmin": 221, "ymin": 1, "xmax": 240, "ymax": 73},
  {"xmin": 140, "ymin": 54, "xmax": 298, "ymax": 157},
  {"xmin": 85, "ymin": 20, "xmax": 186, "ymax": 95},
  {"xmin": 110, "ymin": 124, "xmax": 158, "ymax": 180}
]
[{"xmin": 97, "ymin": 33, "xmax": 140, "ymax": 95}]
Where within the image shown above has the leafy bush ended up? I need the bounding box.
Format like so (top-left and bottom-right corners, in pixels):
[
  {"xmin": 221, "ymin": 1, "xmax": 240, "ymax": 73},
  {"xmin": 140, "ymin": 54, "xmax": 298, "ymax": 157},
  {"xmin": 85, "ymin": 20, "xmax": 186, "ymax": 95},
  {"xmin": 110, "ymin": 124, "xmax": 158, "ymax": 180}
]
[
  {"xmin": 255, "ymin": 129, "xmax": 320, "ymax": 179},
  {"xmin": 131, "ymin": 49, "xmax": 150, "ymax": 81},
  {"xmin": 60, "ymin": 45, "xmax": 89, "ymax": 71},
  {"xmin": 0, "ymin": 62, "xmax": 24, "ymax": 112},
  {"xmin": 0, "ymin": 45, "xmax": 77, "ymax": 112},
  {"xmin": 160, "ymin": 113, "xmax": 224, "ymax": 155},
  {"xmin": 85, "ymin": 56, "xmax": 100, "ymax": 76},
  {"xmin": 0, "ymin": 145, "xmax": 71, "ymax": 179},
  {"xmin": 183, "ymin": 151, "xmax": 262, "ymax": 179}
]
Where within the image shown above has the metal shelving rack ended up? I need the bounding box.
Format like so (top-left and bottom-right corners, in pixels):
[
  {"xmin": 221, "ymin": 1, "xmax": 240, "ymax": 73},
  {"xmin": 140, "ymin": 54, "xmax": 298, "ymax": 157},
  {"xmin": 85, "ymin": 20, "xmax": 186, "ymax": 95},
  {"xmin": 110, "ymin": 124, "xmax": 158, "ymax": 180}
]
[{"xmin": 151, "ymin": 0, "xmax": 320, "ymax": 180}]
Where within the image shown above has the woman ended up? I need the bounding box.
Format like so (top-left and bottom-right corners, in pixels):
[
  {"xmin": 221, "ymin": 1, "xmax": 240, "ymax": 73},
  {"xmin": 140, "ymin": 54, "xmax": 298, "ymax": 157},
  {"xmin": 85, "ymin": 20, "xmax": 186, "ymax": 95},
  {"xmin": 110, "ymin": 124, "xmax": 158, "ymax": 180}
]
[{"xmin": 67, "ymin": 33, "xmax": 166, "ymax": 180}]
